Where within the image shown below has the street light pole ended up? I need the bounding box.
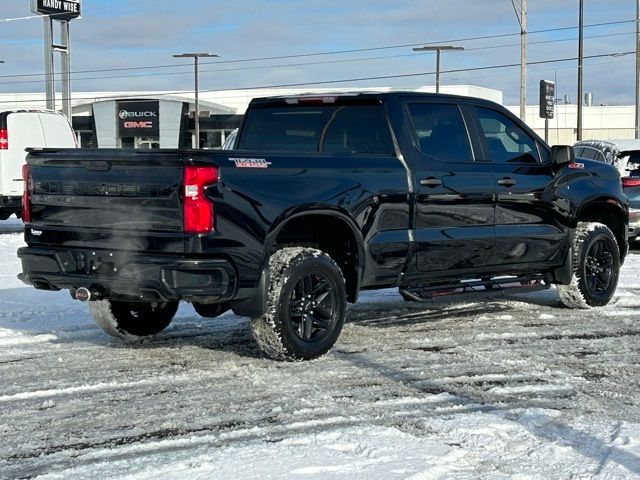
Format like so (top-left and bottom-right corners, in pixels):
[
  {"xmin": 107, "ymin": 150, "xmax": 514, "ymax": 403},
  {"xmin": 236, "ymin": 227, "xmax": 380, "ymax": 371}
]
[
  {"xmin": 436, "ymin": 49, "xmax": 441, "ymax": 92},
  {"xmin": 172, "ymin": 52, "xmax": 218, "ymax": 149},
  {"xmin": 635, "ymin": 0, "xmax": 640, "ymax": 139},
  {"xmin": 577, "ymin": 0, "xmax": 584, "ymax": 141},
  {"xmin": 412, "ymin": 45, "xmax": 465, "ymax": 94}
]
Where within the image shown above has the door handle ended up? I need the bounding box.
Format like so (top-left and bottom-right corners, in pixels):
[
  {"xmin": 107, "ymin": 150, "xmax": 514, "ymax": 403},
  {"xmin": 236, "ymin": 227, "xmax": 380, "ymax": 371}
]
[
  {"xmin": 497, "ymin": 177, "xmax": 516, "ymax": 187},
  {"xmin": 420, "ymin": 177, "xmax": 442, "ymax": 187}
]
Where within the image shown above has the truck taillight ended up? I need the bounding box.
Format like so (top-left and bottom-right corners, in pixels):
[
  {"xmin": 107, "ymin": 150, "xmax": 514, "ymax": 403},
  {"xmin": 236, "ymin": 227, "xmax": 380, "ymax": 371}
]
[
  {"xmin": 22, "ymin": 164, "xmax": 31, "ymax": 223},
  {"xmin": 0, "ymin": 129, "xmax": 8, "ymax": 150},
  {"xmin": 183, "ymin": 165, "xmax": 218, "ymax": 234},
  {"xmin": 622, "ymin": 177, "xmax": 640, "ymax": 188}
]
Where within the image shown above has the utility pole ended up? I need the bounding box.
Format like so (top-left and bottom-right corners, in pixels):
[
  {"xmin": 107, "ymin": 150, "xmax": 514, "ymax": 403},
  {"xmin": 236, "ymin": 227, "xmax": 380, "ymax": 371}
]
[
  {"xmin": 411, "ymin": 45, "xmax": 464, "ymax": 93},
  {"xmin": 636, "ymin": 0, "xmax": 640, "ymax": 139},
  {"xmin": 577, "ymin": 0, "xmax": 584, "ymax": 141},
  {"xmin": 511, "ymin": 0, "xmax": 526, "ymax": 121},
  {"xmin": 172, "ymin": 52, "xmax": 218, "ymax": 149}
]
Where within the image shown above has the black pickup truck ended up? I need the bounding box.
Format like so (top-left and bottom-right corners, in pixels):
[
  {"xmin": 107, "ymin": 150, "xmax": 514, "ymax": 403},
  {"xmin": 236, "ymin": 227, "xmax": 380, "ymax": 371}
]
[{"xmin": 18, "ymin": 92, "xmax": 628, "ymax": 360}]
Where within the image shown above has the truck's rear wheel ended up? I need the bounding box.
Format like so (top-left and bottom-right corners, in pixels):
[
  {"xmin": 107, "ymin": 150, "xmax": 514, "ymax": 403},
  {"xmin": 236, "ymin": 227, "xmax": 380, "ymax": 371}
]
[
  {"xmin": 88, "ymin": 299, "xmax": 178, "ymax": 340},
  {"xmin": 250, "ymin": 248, "xmax": 346, "ymax": 361},
  {"xmin": 557, "ymin": 222, "xmax": 620, "ymax": 309}
]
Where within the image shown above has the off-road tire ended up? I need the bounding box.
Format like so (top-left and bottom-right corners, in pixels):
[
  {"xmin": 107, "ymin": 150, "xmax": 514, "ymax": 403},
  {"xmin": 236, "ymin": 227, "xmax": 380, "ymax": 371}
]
[
  {"xmin": 557, "ymin": 222, "xmax": 620, "ymax": 309},
  {"xmin": 250, "ymin": 247, "xmax": 347, "ymax": 361},
  {"xmin": 88, "ymin": 299, "xmax": 179, "ymax": 340}
]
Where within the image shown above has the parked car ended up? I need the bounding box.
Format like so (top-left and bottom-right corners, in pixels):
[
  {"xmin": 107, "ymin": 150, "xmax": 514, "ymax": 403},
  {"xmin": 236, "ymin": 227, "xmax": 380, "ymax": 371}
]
[
  {"xmin": 574, "ymin": 139, "xmax": 640, "ymax": 241},
  {"xmin": 18, "ymin": 93, "xmax": 628, "ymax": 360},
  {"xmin": 0, "ymin": 108, "xmax": 77, "ymax": 220}
]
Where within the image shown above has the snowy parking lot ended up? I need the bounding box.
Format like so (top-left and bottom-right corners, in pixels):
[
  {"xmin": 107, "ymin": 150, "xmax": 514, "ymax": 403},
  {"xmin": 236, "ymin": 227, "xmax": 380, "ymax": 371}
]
[{"xmin": 1, "ymin": 223, "xmax": 640, "ymax": 479}]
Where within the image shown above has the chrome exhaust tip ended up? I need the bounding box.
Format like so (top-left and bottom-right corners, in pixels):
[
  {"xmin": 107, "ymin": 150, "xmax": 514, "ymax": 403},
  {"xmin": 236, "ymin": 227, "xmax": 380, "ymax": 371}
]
[{"xmin": 75, "ymin": 287, "xmax": 91, "ymax": 302}]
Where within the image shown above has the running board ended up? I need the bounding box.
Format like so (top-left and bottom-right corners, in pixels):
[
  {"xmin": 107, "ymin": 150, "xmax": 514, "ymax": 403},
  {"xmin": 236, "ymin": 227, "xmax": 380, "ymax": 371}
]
[{"xmin": 399, "ymin": 275, "xmax": 549, "ymax": 304}]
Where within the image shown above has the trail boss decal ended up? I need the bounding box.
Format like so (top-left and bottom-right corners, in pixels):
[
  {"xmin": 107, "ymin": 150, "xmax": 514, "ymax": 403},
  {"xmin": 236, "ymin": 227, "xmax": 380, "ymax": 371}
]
[{"xmin": 229, "ymin": 158, "xmax": 272, "ymax": 168}]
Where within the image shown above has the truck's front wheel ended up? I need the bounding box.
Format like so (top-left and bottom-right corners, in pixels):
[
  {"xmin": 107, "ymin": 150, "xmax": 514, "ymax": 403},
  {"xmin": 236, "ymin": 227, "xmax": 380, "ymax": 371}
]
[
  {"xmin": 557, "ymin": 222, "xmax": 620, "ymax": 309},
  {"xmin": 250, "ymin": 248, "xmax": 347, "ymax": 361},
  {"xmin": 88, "ymin": 299, "xmax": 178, "ymax": 340}
]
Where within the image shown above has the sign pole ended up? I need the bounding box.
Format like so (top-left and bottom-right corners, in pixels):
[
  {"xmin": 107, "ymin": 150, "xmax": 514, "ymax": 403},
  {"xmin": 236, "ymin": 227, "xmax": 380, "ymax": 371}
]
[
  {"xmin": 32, "ymin": 1, "xmax": 81, "ymax": 116},
  {"xmin": 60, "ymin": 21, "xmax": 71, "ymax": 119},
  {"xmin": 545, "ymin": 118, "xmax": 549, "ymax": 144},
  {"xmin": 43, "ymin": 17, "xmax": 55, "ymax": 110}
]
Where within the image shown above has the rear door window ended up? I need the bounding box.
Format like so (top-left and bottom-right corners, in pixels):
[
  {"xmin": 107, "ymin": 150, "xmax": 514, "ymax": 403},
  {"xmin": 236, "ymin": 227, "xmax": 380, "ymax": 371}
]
[
  {"xmin": 238, "ymin": 105, "xmax": 395, "ymax": 155},
  {"xmin": 406, "ymin": 103, "xmax": 474, "ymax": 163}
]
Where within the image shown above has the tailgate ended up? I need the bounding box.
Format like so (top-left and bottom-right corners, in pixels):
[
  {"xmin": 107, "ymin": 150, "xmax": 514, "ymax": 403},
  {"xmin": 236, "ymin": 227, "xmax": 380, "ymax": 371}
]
[{"xmin": 26, "ymin": 149, "xmax": 186, "ymax": 252}]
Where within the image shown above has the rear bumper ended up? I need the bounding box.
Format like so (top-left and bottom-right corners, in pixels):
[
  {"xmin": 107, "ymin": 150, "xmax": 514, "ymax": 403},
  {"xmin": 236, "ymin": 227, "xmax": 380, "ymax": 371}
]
[
  {"xmin": 0, "ymin": 195, "xmax": 21, "ymax": 215},
  {"xmin": 17, "ymin": 246, "xmax": 238, "ymax": 303}
]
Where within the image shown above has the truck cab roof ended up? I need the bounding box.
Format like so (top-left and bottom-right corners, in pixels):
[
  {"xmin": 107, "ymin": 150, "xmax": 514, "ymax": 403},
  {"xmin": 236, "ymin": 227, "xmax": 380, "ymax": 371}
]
[{"xmin": 249, "ymin": 91, "xmax": 502, "ymax": 108}]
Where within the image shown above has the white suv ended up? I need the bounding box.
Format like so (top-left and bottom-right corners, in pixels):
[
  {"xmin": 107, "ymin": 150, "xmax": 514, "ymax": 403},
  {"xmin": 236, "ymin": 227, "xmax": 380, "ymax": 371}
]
[{"xmin": 0, "ymin": 109, "xmax": 77, "ymax": 220}]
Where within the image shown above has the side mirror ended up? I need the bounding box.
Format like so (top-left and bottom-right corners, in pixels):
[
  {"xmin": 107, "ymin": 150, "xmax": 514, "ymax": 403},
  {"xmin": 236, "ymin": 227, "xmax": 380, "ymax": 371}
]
[{"xmin": 551, "ymin": 145, "xmax": 575, "ymax": 167}]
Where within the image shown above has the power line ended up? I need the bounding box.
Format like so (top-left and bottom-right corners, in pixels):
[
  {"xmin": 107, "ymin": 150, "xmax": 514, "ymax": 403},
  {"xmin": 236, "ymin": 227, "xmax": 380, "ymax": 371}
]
[
  {"xmin": 0, "ymin": 18, "xmax": 634, "ymax": 80},
  {"xmin": 0, "ymin": 29, "xmax": 635, "ymax": 87},
  {"xmin": 0, "ymin": 12, "xmax": 76, "ymax": 22},
  {"xmin": 0, "ymin": 50, "xmax": 633, "ymax": 105}
]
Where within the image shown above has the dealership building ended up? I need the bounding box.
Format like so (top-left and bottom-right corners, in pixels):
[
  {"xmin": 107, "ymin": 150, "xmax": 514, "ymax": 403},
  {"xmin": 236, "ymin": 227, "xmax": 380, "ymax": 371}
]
[{"xmin": 0, "ymin": 85, "xmax": 635, "ymax": 148}]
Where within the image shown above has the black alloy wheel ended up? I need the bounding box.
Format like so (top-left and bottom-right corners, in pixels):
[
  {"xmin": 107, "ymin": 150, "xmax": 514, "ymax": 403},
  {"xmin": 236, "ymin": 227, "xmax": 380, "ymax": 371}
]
[
  {"xmin": 558, "ymin": 222, "xmax": 620, "ymax": 309},
  {"xmin": 288, "ymin": 272, "xmax": 338, "ymax": 343},
  {"xmin": 584, "ymin": 239, "xmax": 614, "ymax": 295},
  {"xmin": 250, "ymin": 247, "xmax": 347, "ymax": 361}
]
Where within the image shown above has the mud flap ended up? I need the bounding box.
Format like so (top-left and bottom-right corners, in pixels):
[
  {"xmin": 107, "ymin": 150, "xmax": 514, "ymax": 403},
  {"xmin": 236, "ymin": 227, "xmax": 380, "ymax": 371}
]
[
  {"xmin": 231, "ymin": 268, "xmax": 269, "ymax": 318},
  {"xmin": 547, "ymin": 247, "xmax": 573, "ymax": 285}
]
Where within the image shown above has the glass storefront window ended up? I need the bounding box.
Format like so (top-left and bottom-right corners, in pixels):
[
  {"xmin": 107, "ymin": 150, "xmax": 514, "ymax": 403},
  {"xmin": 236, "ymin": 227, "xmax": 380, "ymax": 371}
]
[{"xmin": 201, "ymin": 130, "xmax": 223, "ymax": 149}]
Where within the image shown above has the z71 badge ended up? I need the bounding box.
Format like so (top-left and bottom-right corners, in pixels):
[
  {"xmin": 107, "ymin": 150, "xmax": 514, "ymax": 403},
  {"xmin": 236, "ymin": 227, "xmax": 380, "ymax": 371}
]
[{"xmin": 229, "ymin": 157, "xmax": 272, "ymax": 168}]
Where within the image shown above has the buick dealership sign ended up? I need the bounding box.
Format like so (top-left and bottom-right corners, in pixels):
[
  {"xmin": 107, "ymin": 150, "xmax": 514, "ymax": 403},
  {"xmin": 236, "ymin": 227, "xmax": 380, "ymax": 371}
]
[
  {"xmin": 118, "ymin": 101, "xmax": 160, "ymax": 137},
  {"xmin": 31, "ymin": 0, "xmax": 81, "ymax": 21}
]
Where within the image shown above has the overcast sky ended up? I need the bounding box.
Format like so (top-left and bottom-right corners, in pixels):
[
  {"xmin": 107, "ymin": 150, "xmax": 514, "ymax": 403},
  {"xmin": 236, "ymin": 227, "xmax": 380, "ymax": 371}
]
[{"xmin": 0, "ymin": 0, "xmax": 636, "ymax": 106}]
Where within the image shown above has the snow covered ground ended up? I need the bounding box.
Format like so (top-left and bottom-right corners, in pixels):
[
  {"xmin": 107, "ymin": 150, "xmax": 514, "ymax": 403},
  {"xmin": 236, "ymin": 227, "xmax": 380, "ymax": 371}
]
[{"xmin": 1, "ymin": 225, "xmax": 640, "ymax": 479}]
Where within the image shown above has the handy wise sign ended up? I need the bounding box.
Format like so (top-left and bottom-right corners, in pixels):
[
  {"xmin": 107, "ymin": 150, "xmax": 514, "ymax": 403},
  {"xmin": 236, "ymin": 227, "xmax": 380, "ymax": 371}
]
[{"xmin": 31, "ymin": 0, "xmax": 81, "ymax": 21}]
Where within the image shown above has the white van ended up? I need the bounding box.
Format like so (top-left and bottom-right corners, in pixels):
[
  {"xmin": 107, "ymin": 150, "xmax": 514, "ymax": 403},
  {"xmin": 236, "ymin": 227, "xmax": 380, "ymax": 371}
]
[{"xmin": 0, "ymin": 109, "xmax": 77, "ymax": 219}]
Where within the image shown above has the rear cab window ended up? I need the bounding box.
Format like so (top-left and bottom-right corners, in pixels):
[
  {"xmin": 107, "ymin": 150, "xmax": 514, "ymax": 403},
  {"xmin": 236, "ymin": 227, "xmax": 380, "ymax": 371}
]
[{"xmin": 238, "ymin": 102, "xmax": 395, "ymax": 155}]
